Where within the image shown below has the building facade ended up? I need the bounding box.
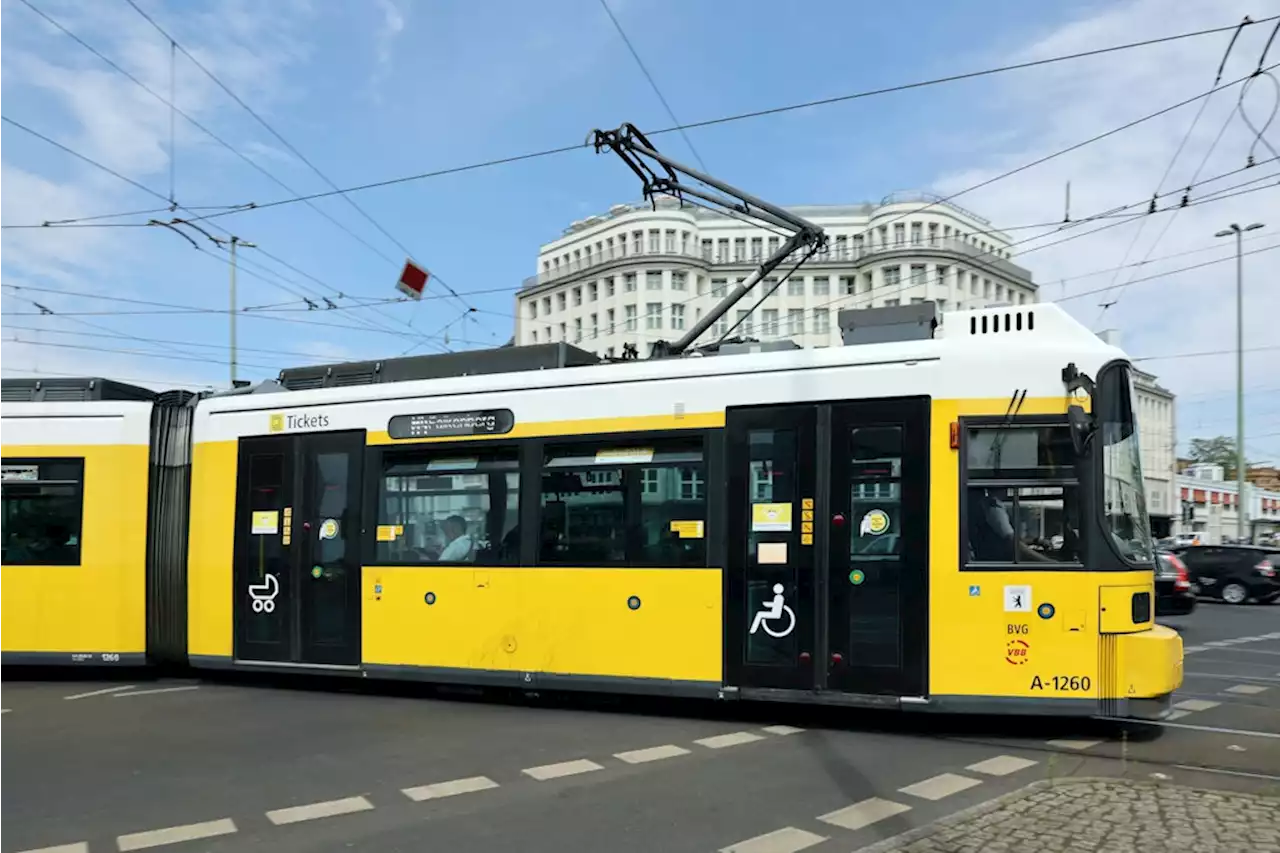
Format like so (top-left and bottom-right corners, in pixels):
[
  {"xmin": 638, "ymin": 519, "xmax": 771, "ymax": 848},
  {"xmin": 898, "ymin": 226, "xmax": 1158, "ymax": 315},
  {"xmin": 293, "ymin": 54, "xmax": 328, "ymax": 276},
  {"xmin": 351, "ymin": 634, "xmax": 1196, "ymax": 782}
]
[
  {"xmin": 516, "ymin": 194, "xmax": 1038, "ymax": 357},
  {"xmin": 1178, "ymin": 464, "xmax": 1280, "ymax": 544}
]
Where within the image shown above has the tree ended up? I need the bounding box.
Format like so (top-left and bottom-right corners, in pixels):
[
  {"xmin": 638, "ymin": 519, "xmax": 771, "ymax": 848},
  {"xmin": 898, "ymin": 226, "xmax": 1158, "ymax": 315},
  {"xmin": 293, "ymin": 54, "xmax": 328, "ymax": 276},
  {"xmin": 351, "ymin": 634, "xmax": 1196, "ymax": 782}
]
[{"xmin": 1187, "ymin": 436, "xmax": 1254, "ymax": 477}]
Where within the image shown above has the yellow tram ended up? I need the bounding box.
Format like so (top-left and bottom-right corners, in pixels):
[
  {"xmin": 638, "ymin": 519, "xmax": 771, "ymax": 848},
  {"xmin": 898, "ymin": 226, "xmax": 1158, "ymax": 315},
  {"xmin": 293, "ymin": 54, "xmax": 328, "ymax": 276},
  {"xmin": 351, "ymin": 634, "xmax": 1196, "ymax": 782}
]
[{"xmin": 2, "ymin": 302, "xmax": 1182, "ymax": 717}]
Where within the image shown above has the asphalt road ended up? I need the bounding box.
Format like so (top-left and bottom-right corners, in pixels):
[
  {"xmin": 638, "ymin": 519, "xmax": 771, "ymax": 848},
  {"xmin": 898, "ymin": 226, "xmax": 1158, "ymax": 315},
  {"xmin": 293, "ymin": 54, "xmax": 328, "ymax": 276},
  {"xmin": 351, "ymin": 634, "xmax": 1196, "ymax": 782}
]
[{"xmin": 3, "ymin": 600, "xmax": 1276, "ymax": 853}]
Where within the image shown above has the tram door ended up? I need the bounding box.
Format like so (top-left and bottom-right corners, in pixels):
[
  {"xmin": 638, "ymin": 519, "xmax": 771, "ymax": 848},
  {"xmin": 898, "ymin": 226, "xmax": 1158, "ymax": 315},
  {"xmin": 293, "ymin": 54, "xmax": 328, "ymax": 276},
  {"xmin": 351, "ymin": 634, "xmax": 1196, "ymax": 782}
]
[
  {"xmin": 725, "ymin": 399, "xmax": 929, "ymax": 698},
  {"xmin": 233, "ymin": 431, "xmax": 365, "ymax": 667}
]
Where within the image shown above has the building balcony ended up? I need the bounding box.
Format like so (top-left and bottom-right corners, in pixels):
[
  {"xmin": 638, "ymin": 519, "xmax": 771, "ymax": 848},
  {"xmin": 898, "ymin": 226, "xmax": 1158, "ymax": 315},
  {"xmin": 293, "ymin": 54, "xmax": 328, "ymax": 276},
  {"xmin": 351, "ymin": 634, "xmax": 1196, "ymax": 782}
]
[{"xmin": 523, "ymin": 235, "xmax": 1033, "ymax": 291}]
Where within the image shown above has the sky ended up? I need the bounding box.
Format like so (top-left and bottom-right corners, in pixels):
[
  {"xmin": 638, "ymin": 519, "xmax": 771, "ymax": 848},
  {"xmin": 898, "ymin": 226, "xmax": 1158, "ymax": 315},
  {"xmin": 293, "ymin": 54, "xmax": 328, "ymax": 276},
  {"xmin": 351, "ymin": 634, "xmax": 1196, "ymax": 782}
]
[{"xmin": 2, "ymin": 0, "xmax": 1278, "ymax": 463}]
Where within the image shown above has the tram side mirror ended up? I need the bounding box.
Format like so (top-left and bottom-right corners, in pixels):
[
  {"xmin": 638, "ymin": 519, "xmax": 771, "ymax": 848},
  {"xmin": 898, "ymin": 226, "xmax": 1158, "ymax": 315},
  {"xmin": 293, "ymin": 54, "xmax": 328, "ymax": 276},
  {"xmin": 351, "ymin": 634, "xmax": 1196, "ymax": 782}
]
[{"xmin": 1067, "ymin": 404, "xmax": 1093, "ymax": 457}]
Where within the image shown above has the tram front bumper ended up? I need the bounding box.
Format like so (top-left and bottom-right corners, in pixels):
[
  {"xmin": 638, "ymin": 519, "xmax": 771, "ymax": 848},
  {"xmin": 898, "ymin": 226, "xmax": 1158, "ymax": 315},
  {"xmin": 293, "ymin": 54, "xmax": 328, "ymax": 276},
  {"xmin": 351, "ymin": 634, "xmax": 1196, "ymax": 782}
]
[{"xmin": 1112, "ymin": 623, "xmax": 1183, "ymax": 719}]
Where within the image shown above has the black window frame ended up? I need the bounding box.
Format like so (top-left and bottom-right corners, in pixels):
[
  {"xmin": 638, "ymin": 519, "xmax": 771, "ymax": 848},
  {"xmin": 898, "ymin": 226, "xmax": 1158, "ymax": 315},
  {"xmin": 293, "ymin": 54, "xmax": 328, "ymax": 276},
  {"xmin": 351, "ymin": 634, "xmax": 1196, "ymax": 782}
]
[
  {"xmin": 369, "ymin": 444, "xmax": 522, "ymax": 567},
  {"xmin": 536, "ymin": 432, "xmax": 710, "ymax": 569},
  {"xmin": 958, "ymin": 416, "xmax": 1084, "ymax": 571},
  {"xmin": 1, "ymin": 456, "xmax": 86, "ymax": 567}
]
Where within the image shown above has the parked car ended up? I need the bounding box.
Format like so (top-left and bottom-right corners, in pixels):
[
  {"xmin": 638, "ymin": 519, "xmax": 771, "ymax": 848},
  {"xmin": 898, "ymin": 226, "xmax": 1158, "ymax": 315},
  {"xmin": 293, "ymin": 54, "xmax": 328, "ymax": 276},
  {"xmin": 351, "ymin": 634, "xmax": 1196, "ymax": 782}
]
[
  {"xmin": 1172, "ymin": 545, "xmax": 1280, "ymax": 605},
  {"xmin": 1155, "ymin": 550, "xmax": 1196, "ymax": 615}
]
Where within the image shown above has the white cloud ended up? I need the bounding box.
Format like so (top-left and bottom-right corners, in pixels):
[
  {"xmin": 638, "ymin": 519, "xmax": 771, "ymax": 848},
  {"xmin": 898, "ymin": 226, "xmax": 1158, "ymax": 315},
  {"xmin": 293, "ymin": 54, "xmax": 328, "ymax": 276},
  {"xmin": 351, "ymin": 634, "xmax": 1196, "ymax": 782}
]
[
  {"xmin": 928, "ymin": 0, "xmax": 1280, "ymax": 456},
  {"xmin": 367, "ymin": 0, "xmax": 406, "ymax": 100}
]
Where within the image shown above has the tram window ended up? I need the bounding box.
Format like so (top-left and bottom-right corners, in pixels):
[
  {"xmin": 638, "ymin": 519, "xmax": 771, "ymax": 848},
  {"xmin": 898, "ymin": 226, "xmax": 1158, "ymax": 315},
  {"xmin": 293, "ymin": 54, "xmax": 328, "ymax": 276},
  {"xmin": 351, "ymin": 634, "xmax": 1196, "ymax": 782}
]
[
  {"xmin": 377, "ymin": 450, "xmax": 519, "ymax": 565},
  {"xmin": 1, "ymin": 458, "xmax": 84, "ymax": 566},
  {"xmin": 540, "ymin": 439, "xmax": 707, "ymax": 567},
  {"xmin": 965, "ymin": 425, "xmax": 1074, "ymax": 480}
]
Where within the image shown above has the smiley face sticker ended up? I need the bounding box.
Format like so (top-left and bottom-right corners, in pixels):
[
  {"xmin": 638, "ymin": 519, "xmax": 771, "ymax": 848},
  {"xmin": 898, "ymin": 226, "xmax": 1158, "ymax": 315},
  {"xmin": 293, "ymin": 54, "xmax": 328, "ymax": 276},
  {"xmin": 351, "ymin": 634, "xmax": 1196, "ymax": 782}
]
[{"xmin": 859, "ymin": 509, "xmax": 890, "ymax": 536}]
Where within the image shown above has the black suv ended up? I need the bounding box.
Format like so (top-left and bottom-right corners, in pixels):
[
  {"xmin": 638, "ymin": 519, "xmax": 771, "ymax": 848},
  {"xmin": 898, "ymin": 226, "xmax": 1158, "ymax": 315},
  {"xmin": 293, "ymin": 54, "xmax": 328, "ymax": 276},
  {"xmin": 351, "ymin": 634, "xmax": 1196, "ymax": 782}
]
[{"xmin": 1173, "ymin": 545, "xmax": 1280, "ymax": 605}]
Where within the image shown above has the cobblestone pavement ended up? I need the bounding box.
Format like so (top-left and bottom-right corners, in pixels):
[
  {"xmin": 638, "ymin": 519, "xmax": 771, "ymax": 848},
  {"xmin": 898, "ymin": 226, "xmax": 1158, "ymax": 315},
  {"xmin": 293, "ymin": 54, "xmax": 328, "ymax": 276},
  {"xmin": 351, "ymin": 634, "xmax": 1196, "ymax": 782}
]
[{"xmin": 859, "ymin": 778, "xmax": 1280, "ymax": 853}]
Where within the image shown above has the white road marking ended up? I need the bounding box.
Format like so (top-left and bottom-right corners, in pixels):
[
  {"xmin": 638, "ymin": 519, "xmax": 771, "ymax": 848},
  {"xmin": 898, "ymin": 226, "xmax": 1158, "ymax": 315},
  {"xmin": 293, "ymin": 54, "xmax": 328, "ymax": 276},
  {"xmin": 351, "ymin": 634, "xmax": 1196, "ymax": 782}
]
[
  {"xmin": 761, "ymin": 725, "xmax": 804, "ymax": 736},
  {"xmin": 1173, "ymin": 699, "xmax": 1220, "ymax": 712},
  {"xmin": 1183, "ymin": 645, "xmax": 1206, "ymax": 653},
  {"xmin": 720, "ymin": 827, "xmax": 827, "ymax": 853},
  {"xmin": 818, "ymin": 797, "xmax": 912, "ymax": 830},
  {"xmin": 1187, "ymin": 671, "xmax": 1280, "ymax": 683},
  {"xmin": 112, "ymin": 685, "xmax": 201, "ymax": 698},
  {"xmin": 966, "ymin": 755, "xmax": 1038, "ymax": 776},
  {"xmin": 899, "ymin": 772, "xmax": 982, "ymax": 801},
  {"xmin": 117, "ymin": 818, "xmax": 237, "ymax": 850},
  {"xmin": 1205, "ymin": 641, "xmax": 1230, "ymax": 647},
  {"xmin": 1225, "ymin": 684, "xmax": 1268, "ymax": 695},
  {"xmin": 695, "ymin": 731, "xmax": 765, "ymax": 749},
  {"xmin": 266, "ymin": 796, "xmax": 373, "ymax": 825},
  {"xmin": 1097, "ymin": 717, "xmax": 1280, "ymax": 739},
  {"xmin": 1174, "ymin": 764, "xmax": 1280, "ymax": 781},
  {"xmin": 402, "ymin": 776, "xmax": 498, "ymax": 802},
  {"xmin": 1165, "ymin": 710, "xmax": 1193, "ymax": 720},
  {"xmin": 64, "ymin": 685, "xmax": 136, "ymax": 700},
  {"xmin": 1, "ymin": 708, "xmax": 10, "ymax": 714},
  {"xmin": 14, "ymin": 844, "xmax": 87, "ymax": 853},
  {"xmin": 614, "ymin": 744, "xmax": 691, "ymax": 764},
  {"xmin": 1045, "ymin": 739, "xmax": 1102, "ymax": 750},
  {"xmin": 521, "ymin": 758, "xmax": 604, "ymax": 781},
  {"xmin": 1200, "ymin": 646, "xmax": 1280, "ymax": 656}
]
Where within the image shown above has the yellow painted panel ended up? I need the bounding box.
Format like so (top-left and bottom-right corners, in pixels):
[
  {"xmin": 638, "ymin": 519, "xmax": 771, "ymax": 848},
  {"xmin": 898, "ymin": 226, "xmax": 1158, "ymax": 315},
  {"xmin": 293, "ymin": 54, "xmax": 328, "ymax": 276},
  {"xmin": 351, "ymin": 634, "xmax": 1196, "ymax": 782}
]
[
  {"xmin": 926, "ymin": 396, "xmax": 1164, "ymax": 700},
  {"xmin": 1116, "ymin": 624, "xmax": 1183, "ymax": 697},
  {"xmin": 187, "ymin": 440, "xmax": 238, "ymax": 657},
  {"xmin": 1099, "ymin": 584, "xmax": 1152, "ymax": 634},
  {"xmin": 363, "ymin": 567, "xmax": 723, "ymax": 682},
  {"xmin": 366, "ymin": 411, "xmax": 725, "ymax": 446},
  {"xmin": 1, "ymin": 444, "xmax": 149, "ymax": 655}
]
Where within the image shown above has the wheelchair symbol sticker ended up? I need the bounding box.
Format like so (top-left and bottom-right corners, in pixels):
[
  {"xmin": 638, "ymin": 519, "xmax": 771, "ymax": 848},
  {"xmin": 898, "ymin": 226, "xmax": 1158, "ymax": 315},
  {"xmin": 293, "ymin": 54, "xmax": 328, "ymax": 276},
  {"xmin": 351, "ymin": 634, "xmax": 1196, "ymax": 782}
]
[
  {"xmin": 248, "ymin": 573, "xmax": 279, "ymax": 613},
  {"xmin": 749, "ymin": 583, "xmax": 796, "ymax": 638}
]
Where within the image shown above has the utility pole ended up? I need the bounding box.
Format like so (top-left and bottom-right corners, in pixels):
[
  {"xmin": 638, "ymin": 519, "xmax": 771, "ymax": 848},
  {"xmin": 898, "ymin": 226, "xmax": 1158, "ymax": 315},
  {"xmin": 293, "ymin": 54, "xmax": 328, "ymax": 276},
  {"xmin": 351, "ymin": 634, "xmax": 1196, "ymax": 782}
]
[
  {"xmin": 212, "ymin": 235, "xmax": 256, "ymax": 386},
  {"xmin": 1215, "ymin": 222, "xmax": 1263, "ymax": 543}
]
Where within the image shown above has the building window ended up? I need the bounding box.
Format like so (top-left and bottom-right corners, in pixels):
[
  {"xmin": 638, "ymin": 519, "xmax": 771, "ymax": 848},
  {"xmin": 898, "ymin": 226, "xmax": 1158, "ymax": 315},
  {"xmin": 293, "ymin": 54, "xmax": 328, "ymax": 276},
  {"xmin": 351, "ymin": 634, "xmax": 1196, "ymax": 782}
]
[
  {"xmin": 787, "ymin": 309, "xmax": 805, "ymax": 336},
  {"xmin": 910, "ymin": 297, "xmax": 924, "ymax": 305},
  {"xmin": 970, "ymin": 274, "xmax": 980, "ymax": 296},
  {"xmin": 559, "ymin": 322, "xmax": 567, "ymax": 340},
  {"xmin": 963, "ymin": 423, "xmax": 1081, "ymax": 566},
  {"xmin": 696, "ymin": 276, "xmax": 706, "ymax": 296},
  {"xmin": 557, "ymin": 291, "xmax": 567, "ymax": 311},
  {"xmin": 717, "ymin": 239, "xmax": 729, "ymax": 261},
  {"xmin": 760, "ymin": 309, "xmax": 779, "ymax": 337},
  {"xmin": 377, "ymin": 450, "xmax": 520, "ymax": 565},
  {"xmin": 529, "ymin": 301, "xmax": 537, "ymax": 319},
  {"xmin": 624, "ymin": 273, "xmax": 637, "ymax": 292},
  {"xmin": 893, "ymin": 224, "xmax": 905, "ymax": 246},
  {"xmin": 2, "ymin": 458, "xmax": 85, "ymax": 566},
  {"xmin": 984, "ymin": 279, "xmax": 993, "ymax": 299},
  {"xmin": 632, "ymin": 231, "xmax": 643, "ymax": 254},
  {"xmin": 672, "ymin": 271, "xmax": 687, "ymax": 291},
  {"xmin": 734, "ymin": 238, "xmax": 746, "ymax": 261},
  {"xmin": 862, "ymin": 272, "xmax": 873, "ymax": 293},
  {"xmin": 646, "ymin": 303, "xmax": 663, "ymax": 330},
  {"xmin": 788, "ymin": 276, "xmax": 805, "ymax": 297},
  {"xmin": 944, "ymin": 225, "xmax": 952, "ymax": 239},
  {"xmin": 574, "ymin": 318, "xmax": 583, "ymax": 341},
  {"xmin": 751, "ymin": 237, "xmax": 763, "ymax": 261},
  {"xmin": 713, "ymin": 313, "xmax": 729, "ymax": 337},
  {"xmin": 854, "ymin": 234, "xmax": 865, "ymax": 255},
  {"xmin": 701, "ymin": 239, "xmax": 713, "ymax": 260},
  {"xmin": 646, "ymin": 271, "xmax": 662, "ymax": 291},
  {"xmin": 544, "ymin": 325, "xmax": 551, "ymax": 340},
  {"xmin": 884, "ymin": 298, "xmax": 900, "ymax": 306},
  {"xmin": 590, "ymin": 313, "xmax": 598, "ymax": 336},
  {"xmin": 841, "ymin": 276, "xmax": 856, "ymax": 295},
  {"xmin": 607, "ymin": 308, "xmax": 616, "ymax": 333},
  {"xmin": 768, "ymin": 236, "xmax": 780, "ymax": 254},
  {"xmin": 813, "ymin": 276, "xmax": 830, "ymax": 296},
  {"xmin": 736, "ymin": 309, "xmax": 753, "ymax": 338},
  {"xmin": 928, "ymin": 223, "xmax": 938, "ymax": 245},
  {"xmin": 813, "ymin": 309, "xmax": 830, "ymax": 335},
  {"xmin": 910, "ymin": 265, "xmax": 927, "ymax": 286},
  {"xmin": 711, "ymin": 278, "xmax": 728, "ymax": 298},
  {"xmin": 910, "ymin": 222, "xmax": 922, "ymax": 245},
  {"xmin": 665, "ymin": 230, "xmax": 676, "ymax": 253},
  {"xmin": 835, "ymin": 235, "xmax": 848, "ymax": 259},
  {"xmin": 589, "ymin": 282, "xmax": 599, "ymax": 302},
  {"xmin": 542, "ymin": 296, "xmax": 552, "ymax": 315},
  {"xmin": 606, "ymin": 277, "xmax": 616, "ymax": 297},
  {"xmin": 625, "ymin": 305, "xmax": 637, "ymax": 331},
  {"xmin": 539, "ymin": 438, "xmax": 707, "ymax": 567},
  {"xmin": 573, "ymin": 286, "xmax": 582, "ymax": 307},
  {"xmin": 648, "ymin": 229, "xmax": 660, "ymax": 253},
  {"xmin": 531, "ymin": 330, "xmax": 538, "ymax": 343},
  {"xmin": 671, "ymin": 303, "xmax": 686, "ymax": 330},
  {"xmin": 936, "ymin": 266, "xmax": 949, "ymax": 289},
  {"xmin": 883, "ymin": 266, "xmax": 901, "ymax": 287}
]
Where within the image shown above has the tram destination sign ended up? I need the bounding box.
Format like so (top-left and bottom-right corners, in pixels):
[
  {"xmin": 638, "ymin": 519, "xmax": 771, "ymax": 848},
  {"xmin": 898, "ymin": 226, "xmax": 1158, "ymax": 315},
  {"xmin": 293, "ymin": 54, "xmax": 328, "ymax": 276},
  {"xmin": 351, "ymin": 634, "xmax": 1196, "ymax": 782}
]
[{"xmin": 387, "ymin": 409, "xmax": 515, "ymax": 440}]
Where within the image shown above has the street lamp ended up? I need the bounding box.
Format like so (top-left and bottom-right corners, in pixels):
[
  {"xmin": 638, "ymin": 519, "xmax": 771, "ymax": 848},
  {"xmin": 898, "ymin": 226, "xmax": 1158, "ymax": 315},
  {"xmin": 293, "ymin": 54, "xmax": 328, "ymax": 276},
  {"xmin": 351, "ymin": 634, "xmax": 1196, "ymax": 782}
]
[
  {"xmin": 1214, "ymin": 222, "xmax": 1263, "ymax": 543},
  {"xmin": 211, "ymin": 235, "xmax": 257, "ymax": 386}
]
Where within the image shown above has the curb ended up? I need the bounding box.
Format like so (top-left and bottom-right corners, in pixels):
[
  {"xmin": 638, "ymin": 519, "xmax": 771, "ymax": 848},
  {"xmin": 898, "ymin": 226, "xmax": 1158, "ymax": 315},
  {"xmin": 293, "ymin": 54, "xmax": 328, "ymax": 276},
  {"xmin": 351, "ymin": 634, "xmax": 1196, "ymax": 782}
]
[{"xmin": 851, "ymin": 775, "xmax": 1280, "ymax": 853}]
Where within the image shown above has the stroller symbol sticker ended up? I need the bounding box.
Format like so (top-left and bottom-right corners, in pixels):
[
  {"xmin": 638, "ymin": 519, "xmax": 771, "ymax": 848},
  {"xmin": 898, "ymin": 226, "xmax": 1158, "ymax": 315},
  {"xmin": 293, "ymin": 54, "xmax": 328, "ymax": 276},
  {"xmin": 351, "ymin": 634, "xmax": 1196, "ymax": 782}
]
[
  {"xmin": 749, "ymin": 583, "xmax": 796, "ymax": 638},
  {"xmin": 249, "ymin": 574, "xmax": 279, "ymax": 613}
]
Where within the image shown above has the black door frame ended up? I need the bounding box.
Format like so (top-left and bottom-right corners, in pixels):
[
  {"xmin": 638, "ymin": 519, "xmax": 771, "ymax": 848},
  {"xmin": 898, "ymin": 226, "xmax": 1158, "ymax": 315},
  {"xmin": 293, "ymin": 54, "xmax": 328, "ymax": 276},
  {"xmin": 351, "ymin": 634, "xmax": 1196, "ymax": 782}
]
[
  {"xmin": 724, "ymin": 398, "xmax": 930, "ymax": 699},
  {"xmin": 233, "ymin": 430, "xmax": 366, "ymax": 667}
]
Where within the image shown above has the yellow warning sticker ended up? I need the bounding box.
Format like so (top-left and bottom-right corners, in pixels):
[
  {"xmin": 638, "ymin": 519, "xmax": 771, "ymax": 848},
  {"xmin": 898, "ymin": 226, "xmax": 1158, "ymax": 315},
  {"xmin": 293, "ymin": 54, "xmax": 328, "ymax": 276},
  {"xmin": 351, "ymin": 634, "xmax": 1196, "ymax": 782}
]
[
  {"xmin": 801, "ymin": 498, "xmax": 814, "ymax": 510},
  {"xmin": 251, "ymin": 510, "xmax": 279, "ymax": 535},
  {"xmin": 752, "ymin": 502, "xmax": 792, "ymax": 532},
  {"xmin": 800, "ymin": 532, "xmax": 814, "ymax": 545},
  {"xmin": 376, "ymin": 525, "xmax": 398, "ymax": 542},
  {"xmin": 669, "ymin": 520, "xmax": 706, "ymax": 539}
]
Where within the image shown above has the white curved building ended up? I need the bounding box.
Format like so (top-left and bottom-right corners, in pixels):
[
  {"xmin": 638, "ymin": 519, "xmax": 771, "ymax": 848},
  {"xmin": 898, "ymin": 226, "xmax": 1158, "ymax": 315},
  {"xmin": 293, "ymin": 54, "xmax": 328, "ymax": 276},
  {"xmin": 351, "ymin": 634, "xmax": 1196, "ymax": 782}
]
[{"xmin": 515, "ymin": 194, "xmax": 1038, "ymax": 357}]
